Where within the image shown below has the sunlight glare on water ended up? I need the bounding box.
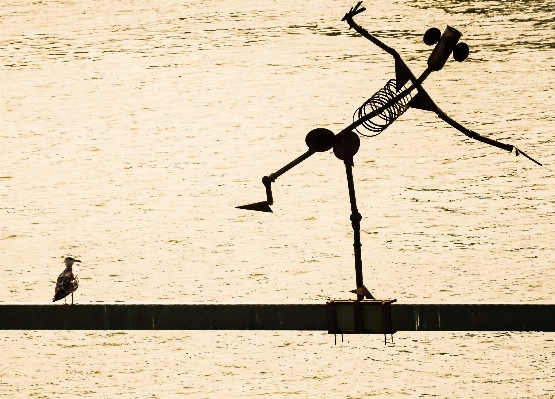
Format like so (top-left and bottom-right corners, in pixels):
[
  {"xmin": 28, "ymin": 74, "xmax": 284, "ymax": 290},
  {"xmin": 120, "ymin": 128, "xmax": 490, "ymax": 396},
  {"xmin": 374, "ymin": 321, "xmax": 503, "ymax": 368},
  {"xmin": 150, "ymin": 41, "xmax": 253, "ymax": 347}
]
[{"xmin": 1, "ymin": 0, "xmax": 554, "ymax": 397}]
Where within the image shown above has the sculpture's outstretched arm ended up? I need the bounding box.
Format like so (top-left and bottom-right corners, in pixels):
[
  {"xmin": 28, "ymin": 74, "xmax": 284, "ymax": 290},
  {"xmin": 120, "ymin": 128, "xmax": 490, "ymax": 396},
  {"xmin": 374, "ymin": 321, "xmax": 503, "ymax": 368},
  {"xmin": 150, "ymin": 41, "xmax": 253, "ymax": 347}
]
[{"xmin": 436, "ymin": 109, "xmax": 542, "ymax": 166}]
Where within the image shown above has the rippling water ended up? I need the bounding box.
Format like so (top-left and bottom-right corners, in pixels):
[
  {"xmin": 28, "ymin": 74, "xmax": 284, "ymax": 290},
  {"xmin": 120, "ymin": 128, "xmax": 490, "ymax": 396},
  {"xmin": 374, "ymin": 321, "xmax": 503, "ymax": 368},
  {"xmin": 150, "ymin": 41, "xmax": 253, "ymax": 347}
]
[{"xmin": 1, "ymin": 0, "xmax": 554, "ymax": 397}]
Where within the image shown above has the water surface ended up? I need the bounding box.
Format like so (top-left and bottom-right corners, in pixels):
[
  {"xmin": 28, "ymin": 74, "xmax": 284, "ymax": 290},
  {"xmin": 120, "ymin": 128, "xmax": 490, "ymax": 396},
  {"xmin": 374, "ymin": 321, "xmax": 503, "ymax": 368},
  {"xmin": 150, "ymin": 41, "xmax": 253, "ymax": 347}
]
[{"xmin": 1, "ymin": 0, "xmax": 554, "ymax": 397}]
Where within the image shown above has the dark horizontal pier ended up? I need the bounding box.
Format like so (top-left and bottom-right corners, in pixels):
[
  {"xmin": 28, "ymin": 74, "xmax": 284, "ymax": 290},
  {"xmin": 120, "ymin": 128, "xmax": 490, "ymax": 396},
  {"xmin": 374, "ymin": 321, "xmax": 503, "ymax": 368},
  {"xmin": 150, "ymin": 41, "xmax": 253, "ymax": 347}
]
[{"xmin": 0, "ymin": 303, "xmax": 554, "ymax": 331}]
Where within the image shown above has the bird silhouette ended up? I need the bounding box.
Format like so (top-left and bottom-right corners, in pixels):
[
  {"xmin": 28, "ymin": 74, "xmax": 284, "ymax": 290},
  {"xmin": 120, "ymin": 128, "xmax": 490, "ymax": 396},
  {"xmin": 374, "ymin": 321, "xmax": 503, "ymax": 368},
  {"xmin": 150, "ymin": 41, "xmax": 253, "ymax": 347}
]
[{"xmin": 52, "ymin": 256, "xmax": 81, "ymax": 305}]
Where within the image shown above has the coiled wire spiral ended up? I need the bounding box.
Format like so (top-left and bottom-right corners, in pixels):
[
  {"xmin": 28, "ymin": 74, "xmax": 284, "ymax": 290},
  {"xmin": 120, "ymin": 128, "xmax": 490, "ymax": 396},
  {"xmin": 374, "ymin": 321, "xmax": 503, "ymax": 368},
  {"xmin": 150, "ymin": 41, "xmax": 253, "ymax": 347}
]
[{"xmin": 353, "ymin": 79, "xmax": 413, "ymax": 137}]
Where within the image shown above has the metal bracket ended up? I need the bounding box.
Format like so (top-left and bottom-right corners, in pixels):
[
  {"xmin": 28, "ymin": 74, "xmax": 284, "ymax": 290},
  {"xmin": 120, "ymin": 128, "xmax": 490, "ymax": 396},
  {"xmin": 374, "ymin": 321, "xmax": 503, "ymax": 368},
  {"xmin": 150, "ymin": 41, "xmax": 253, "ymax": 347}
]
[{"xmin": 326, "ymin": 299, "xmax": 397, "ymax": 343}]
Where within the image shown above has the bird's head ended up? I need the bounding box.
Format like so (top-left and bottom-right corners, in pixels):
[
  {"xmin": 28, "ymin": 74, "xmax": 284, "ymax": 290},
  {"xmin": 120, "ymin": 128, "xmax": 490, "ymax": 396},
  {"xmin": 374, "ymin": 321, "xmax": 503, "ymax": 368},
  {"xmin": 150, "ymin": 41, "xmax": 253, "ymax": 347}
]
[{"xmin": 64, "ymin": 256, "xmax": 81, "ymax": 266}]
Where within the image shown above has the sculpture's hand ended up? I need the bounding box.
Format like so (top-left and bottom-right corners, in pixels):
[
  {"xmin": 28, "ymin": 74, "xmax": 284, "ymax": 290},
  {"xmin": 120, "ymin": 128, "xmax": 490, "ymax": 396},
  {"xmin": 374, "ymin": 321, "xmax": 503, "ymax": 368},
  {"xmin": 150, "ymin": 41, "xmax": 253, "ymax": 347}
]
[
  {"xmin": 341, "ymin": 1, "xmax": 399, "ymax": 56},
  {"xmin": 342, "ymin": 1, "xmax": 366, "ymax": 25}
]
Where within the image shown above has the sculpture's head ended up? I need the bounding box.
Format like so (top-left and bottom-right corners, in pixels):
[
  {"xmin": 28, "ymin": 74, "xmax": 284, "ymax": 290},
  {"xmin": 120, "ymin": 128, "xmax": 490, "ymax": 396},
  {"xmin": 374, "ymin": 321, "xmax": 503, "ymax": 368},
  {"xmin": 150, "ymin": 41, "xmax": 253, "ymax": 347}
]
[{"xmin": 424, "ymin": 26, "xmax": 469, "ymax": 71}]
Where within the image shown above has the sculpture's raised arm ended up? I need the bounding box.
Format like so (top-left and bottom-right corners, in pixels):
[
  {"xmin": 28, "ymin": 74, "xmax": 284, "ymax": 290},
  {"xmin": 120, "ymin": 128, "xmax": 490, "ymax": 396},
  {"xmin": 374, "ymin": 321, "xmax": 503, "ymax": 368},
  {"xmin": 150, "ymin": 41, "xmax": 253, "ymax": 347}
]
[
  {"xmin": 342, "ymin": 1, "xmax": 399, "ymax": 59},
  {"xmin": 342, "ymin": 2, "xmax": 420, "ymax": 95}
]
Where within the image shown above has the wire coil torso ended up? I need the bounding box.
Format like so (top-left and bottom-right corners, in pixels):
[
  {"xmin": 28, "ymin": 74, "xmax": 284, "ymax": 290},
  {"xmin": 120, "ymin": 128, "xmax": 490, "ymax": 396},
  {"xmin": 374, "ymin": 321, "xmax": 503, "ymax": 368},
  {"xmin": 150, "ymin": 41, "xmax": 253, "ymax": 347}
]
[{"xmin": 353, "ymin": 79, "xmax": 413, "ymax": 137}]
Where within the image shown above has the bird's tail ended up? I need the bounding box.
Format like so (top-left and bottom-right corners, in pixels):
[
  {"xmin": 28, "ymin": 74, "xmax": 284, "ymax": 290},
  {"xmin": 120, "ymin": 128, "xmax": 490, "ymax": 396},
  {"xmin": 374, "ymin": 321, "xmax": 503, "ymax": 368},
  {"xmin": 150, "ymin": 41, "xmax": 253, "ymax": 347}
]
[{"xmin": 52, "ymin": 292, "xmax": 64, "ymax": 302}]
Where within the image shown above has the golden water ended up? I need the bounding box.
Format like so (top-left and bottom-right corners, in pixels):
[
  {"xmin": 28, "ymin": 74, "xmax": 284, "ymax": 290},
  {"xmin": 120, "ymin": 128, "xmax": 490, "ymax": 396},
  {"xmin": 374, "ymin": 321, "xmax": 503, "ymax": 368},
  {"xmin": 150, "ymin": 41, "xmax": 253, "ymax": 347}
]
[{"xmin": 1, "ymin": 0, "xmax": 554, "ymax": 397}]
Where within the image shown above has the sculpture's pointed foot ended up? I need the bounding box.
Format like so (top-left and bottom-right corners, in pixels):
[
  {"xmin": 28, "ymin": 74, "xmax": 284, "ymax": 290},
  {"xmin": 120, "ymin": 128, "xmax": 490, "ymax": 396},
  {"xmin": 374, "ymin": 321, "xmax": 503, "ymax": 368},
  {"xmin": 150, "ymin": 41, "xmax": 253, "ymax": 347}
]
[
  {"xmin": 350, "ymin": 285, "xmax": 375, "ymax": 300},
  {"xmin": 236, "ymin": 201, "xmax": 273, "ymax": 213}
]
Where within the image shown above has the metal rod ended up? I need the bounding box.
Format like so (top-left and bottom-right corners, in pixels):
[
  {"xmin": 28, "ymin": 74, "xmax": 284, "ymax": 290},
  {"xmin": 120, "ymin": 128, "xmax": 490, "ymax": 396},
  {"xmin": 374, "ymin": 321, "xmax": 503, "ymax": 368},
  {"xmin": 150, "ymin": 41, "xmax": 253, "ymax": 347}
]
[
  {"xmin": 436, "ymin": 110, "xmax": 513, "ymax": 152},
  {"xmin": 267, "ymin": 150, "xmax": 315, "ymax": 182},
  {"xmin": 344, "ymin": 157, "xmax": 364, "ymax": 301}
]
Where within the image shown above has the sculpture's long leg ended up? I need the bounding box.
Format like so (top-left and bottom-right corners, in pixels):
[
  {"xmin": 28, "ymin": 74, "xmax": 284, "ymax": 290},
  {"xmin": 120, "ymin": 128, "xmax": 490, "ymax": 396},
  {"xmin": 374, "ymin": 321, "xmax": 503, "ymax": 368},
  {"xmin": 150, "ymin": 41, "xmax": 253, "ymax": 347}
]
[{"xmin": 344, "ymin": 156, "xmax": 374, "ymax": 301}]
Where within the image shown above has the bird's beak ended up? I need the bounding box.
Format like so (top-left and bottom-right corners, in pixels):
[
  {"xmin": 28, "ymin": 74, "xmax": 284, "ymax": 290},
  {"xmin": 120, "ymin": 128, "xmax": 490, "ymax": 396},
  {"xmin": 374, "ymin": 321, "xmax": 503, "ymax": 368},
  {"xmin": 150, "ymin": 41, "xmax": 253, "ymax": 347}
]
[{"xmin": 75, "ymin": 259, "xmax": 81, "ymax": 262}]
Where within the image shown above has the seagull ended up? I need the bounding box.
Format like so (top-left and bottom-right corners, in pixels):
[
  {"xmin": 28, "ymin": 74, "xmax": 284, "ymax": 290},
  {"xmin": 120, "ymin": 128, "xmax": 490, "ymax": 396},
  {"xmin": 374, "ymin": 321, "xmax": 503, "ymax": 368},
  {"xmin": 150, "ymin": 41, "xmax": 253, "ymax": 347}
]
[{"xmin": 52, "ymin": 256, "xmax": 81, "ymax": 305}]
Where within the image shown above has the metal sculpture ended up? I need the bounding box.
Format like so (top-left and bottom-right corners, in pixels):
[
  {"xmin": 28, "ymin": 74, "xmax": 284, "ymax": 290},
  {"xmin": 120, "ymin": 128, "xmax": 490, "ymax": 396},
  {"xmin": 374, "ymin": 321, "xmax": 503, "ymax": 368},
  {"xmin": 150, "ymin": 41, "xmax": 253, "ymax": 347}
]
[{"xmin": 237, "ymin": 2, "xmax": 541, "ymax": 306}]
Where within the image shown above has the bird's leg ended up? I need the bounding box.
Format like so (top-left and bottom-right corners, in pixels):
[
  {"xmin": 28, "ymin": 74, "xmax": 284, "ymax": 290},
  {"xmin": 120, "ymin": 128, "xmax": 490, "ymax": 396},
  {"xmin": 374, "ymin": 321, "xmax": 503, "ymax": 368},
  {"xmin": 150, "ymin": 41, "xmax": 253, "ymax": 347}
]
[{"xmin": 71, "ymin": 292, "xmax": 74, "ymax": 305}]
